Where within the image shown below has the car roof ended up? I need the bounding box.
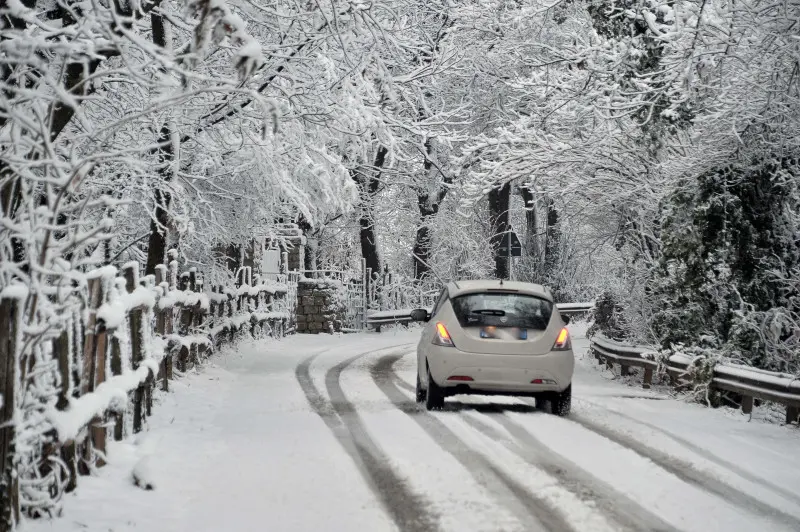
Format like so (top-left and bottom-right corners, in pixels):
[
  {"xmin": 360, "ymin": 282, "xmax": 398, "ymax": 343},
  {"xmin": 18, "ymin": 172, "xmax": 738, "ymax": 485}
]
[{"xmin": 446, "ymin": 280, "xmax": 553, "ymax": 302}]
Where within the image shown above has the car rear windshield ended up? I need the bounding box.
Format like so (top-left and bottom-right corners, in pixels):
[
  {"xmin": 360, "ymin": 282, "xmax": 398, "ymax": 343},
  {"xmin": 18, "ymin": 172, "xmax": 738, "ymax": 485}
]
[{"xmin": 450, "ymin": 292, "xmax": 553, "ymax": 330}]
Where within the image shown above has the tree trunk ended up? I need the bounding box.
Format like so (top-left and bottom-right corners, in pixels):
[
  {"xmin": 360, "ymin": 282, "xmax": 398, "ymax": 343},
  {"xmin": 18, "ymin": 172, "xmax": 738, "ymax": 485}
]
[
  {"xmin": 353, "ymin": 146, "xmax": 387, "ymax": 276},
  {"xmin": 488, "ymin": 182, "xmax": 511, "ymax": 279},
  {"xmin": 0, "ymin": 0, "xmax": 38, "ymax": 270},
  {"xmin": 145, "ymin": 14, "xmax": 174, "ymax": 275},
  {"xmin": 520, "ymin": 186, "xmax": 538, "ymax": 260},
  {"xmin": 145, "ymin": 129, "xmax": 173, "ymax": 275},
  {"xmin": 413, "ymin": 138, "xmax": 452, "ymax": 280},
  {"xmin": 295, "ymin": 214, "xmax": 319, "ymax": 271},
  {"xmin": 413, "ymin": 206, "xmax": 436, "ymax": 279},
  {"xmin": 543, "ymin": 196, "xmax": 560, "ymax": 275}
]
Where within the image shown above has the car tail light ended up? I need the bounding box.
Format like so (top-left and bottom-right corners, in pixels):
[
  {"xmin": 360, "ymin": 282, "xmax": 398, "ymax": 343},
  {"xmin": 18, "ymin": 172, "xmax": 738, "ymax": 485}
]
[
  {"xmin": 433, "ymin": 322, "xmax": 455, "ymax": 347},
  {"xmin": 448, "ymin": 376, "xmax": 473, "ymax": 381},
  {"xmin": 552, "ymin": 327, "xmax": 571, "ymax": 351}
]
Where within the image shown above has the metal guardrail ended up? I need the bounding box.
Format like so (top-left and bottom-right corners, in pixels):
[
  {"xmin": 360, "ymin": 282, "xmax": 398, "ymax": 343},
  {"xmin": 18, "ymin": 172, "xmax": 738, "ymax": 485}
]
[
  {"xmin": 365, "ymin": 308, "xmax": 431, "ymax": 332},
  {"xmin": 590, "ymin": 335, "xmax": 800, "ymax": 424},
  {"xmin": 366, "ymin": 302, "xmax": 594, "ymax": 332},
  {"xmin": 556, "ymin": 302, "xmax": 593, "ymax": 317}
]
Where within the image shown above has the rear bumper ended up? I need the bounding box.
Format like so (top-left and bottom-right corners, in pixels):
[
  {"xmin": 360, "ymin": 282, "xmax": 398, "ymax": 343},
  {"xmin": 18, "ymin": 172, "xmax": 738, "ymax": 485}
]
[{"xmin": 426, "ymin": 345, "xmax": 574, "ymax": 394}]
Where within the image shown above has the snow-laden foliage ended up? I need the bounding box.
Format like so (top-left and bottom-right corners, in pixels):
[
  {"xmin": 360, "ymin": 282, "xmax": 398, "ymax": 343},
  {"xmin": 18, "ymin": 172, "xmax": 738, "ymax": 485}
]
[
  {"xmin": 2, "ymin": 0, "xmax": 799, "ymax": 522},
  {"xmin": 651, "ymin": 157, "xmax": 800, "ymax": 373}
]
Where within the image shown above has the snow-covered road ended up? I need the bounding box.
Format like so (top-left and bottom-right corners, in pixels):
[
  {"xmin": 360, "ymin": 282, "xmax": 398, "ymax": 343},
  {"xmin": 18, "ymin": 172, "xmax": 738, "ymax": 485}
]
[{"xmin": 25, "ymin": 326, "xmax": 800, "ymax": 532}]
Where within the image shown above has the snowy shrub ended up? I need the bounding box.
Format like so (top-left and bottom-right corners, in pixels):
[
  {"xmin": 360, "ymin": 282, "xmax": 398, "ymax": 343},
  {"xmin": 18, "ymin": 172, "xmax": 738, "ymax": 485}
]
[
  {"xmin": 587, "ymin": 291, "xmax": 629, "ymax": 341},
  {"xmin": 661, "ymin": 342, "xmax": 726, "ymax": 406},
  {"xmin": 649, "ymin": 157, "xmax": 800, "ymax": 373}
]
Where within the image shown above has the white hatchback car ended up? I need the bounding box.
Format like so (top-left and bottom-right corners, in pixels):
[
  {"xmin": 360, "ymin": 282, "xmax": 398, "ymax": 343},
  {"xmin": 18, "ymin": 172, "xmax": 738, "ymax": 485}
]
[{"xmin": 411, "ymin": 280, "xmax": 574, "ymax": 414}]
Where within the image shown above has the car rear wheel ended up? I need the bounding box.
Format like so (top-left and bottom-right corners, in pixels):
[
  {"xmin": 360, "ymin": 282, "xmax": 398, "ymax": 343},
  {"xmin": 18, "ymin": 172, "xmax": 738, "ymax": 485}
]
[
  {"xmin": 542, "ymin": 384, "xmax": 571, "ymax": 417},
  {"xmin": 425, "ymin": 366, "xmax": 445, "ymax": 410},
  {"xmin": 415, "ymin": 372, "xmax": 426, "ymax": 403}
]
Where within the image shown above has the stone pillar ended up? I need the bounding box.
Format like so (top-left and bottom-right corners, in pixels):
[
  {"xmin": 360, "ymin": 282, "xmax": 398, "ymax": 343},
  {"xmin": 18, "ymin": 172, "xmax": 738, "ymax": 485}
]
[
  {"xmin": 265, "ymin": 223, "xmax": 306, "ymax": 273},
  {"xmin": 296, "ymin": 279, "xmax": 345, "ymax": 334}
]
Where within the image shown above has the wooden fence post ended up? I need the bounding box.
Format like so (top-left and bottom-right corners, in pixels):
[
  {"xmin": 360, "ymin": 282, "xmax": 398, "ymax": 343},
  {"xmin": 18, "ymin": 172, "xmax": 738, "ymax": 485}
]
[
  {"xmin": 177, "ymin": 304, "xmax": 192, "ymax": 372},
  {"xmin": 137, "ymin": 274, "xmax": 154, "ymax": 417},
  {"xmin": 109, "ymin": 327, "xmax": 124, "ymax": 441},
  {"xmin": 53, "ymin": 329, "xmax": 78, "ymax": 490},
  {"xmin": 165, "ymin": 258, "xmax": 178, "ymax": 381},
  {"xmin": 78, "ymin": 278, "xmax": 102, "ymax": 474},
  {"xmin": 124, "ymin": 265, "xmax": 146, "ymax": 434},
  {"xmin": 227, "ymin": 292, "xmax": 235, "ymax": 343},
  {"xmin": 188, "ymin": 270, "xmax": 200, "ymax": 364},
  {"xmin": 0, "ymin": 296, "xmax": 21, "ymax": 532},
  {"xmin": 154, "ymin": 265, "xmax": 168, "ymax": 391},
  {"xmin": 91, "ymin": 279, "xmax": 110, "ymax": 466}
]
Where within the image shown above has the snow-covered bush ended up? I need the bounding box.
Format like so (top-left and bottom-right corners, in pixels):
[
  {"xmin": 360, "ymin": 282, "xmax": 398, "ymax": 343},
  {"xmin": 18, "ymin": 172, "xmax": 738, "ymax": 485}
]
[
  {"xmin": 650, "ymin": 157, "xmax": 800, "ymax": 373},
  {"xmin": 587, "ymin": 291, "xmax": 629, "ymax": 342}
]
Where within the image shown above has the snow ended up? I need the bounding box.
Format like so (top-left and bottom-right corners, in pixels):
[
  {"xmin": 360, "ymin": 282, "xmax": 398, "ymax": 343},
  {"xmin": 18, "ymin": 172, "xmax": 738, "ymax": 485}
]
[
  {"xmin": 555, "ymin": 302, "xmax": 593, "ymax": 310},
  {"xmin": 591, "ymin": 334, "xmax": 658, "ymax": 356},
  {"xmin": 166, "ymin": 334, "xmax": 211, "ymax": 349},
  {"xmin": 24, "ymin": 327, "xmax": 800, "ymax": 532},
  {"xmin": 0, "ymin": 283, "xmax": 29, "ymax": 299},
  {"xmin": 47, "ymin": 362, "xmax": 158, "ymax": 442},
  {"xmin": 96, "ymin": 286, "xmax": 156, "ymax": 329},
  {"xmin": 157, "ymin": 289, "xmax": 210, "ymax": 311},
  {"xmin": 715, "ymin": 364, "xmax": 800, "ymax": 389},
  {"xmin": 85, "ymin": 265, "xmax": 118, "ymax": 281}
]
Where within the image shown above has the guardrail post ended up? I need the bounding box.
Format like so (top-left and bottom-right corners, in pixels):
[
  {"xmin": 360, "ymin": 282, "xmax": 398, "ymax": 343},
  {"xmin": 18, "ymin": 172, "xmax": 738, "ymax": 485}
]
[
  {"xmin": 741, "ymin": 395, "xmax": 754, "ymax": 415},
  {"xmin": 787, "ymin": 406, "xmax": 799, "ymax": 425},
  {"xmin": 642, "ymin": 367, "xmax": 653, "ymax": 389}
]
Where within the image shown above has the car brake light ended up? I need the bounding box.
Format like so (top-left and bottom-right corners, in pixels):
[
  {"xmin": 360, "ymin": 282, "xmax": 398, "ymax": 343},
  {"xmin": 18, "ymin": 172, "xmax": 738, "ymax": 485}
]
[
  {"xmin": 433, "ymin": 322, "xmax": 455, "ymax": 347},
  {"xmin": 552, "ymin": 327, "xmax": 571, "ymax": 351}
]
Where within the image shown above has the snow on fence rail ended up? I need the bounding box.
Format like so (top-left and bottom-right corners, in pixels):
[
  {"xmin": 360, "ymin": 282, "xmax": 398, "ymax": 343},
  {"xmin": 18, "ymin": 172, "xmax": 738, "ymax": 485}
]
[
  {"xmin": 590, "ymin": 335, "xmax": 800, "ymax": 424},
  {"xmin": 0, "ymin": 254, "xmax": 290, "ymax": 529}
]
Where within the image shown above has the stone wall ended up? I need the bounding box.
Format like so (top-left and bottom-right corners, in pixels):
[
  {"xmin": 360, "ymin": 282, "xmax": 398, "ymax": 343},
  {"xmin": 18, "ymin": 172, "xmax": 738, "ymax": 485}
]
[{"xmin": 296, "ymin": 279, "xmax": 345, "ymax": 333}]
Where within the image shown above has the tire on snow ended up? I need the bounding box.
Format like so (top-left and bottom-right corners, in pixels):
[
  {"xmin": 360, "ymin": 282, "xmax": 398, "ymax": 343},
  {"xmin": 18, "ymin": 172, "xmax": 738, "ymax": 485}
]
[
  {"xmin": 540, "ymin": 384, "xmax": 571, "ymax": 417},
  {"xmin": 415, "ymin": 372, "xmax": 426, "ymax": 403},
  {"xmin": 425, "ymin": 366, "xmax": 445, "ymax": 410}
]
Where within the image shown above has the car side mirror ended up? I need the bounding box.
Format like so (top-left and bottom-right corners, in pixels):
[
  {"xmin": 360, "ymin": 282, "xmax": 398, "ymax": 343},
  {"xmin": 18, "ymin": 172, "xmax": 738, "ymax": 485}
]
[
  {"xmin": 410, "ymin": 308, "xmax": 430, "ymax": 322},
  {"xmin": 562, "ymin": 315, "xmax": 571, "ymax": 325}
]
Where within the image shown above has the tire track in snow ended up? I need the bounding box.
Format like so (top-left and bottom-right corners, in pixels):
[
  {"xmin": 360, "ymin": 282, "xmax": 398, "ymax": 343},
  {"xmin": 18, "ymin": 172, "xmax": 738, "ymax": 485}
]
[
  {"xmin": 569, "ymin": 413, "xmax": 800, "ymax": 530},
  {"xmin": 296, "ymin": 344, "xmax": 440, "ymax": 532},
  {"xmin": 578, "ymin": 399, "xmax": 800, "ymax": 507},
  {"xmin": 461, "ymin": 410, "xmax": 679, "ymax": 532},
  {"xmin": 371, "ymin": 354, "xmax": 572, "ymax": 532},
  {"xmin": 389, "ymin": 357, "xmax": 679, "ymax": 532}
]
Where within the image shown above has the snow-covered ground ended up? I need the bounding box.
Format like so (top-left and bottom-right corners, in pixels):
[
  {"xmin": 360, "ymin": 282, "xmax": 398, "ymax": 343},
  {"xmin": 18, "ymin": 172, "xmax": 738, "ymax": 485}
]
[{"xmin": 23, "ymin": 325, "xmax": 800, "ymax": 532}]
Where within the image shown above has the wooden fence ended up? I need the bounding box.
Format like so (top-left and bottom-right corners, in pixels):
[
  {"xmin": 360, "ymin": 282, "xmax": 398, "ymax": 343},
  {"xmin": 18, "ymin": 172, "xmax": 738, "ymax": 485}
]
[{"xmin": 0, "ymin": 256, "xmax": 290, "ymax": 530}]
